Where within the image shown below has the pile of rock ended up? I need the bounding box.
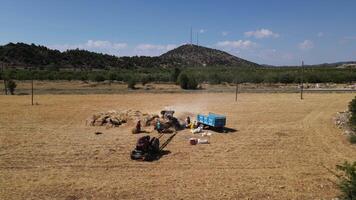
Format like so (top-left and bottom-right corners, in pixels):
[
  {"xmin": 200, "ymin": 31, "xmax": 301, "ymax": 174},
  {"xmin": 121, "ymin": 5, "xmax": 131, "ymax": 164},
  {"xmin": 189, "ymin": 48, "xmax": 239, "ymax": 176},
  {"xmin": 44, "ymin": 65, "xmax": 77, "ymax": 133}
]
[
  {"xmin": 87, "ymin": 110, "xmax": 159, "ymax": 128},
  {"xmin": 334, "ymin": 111, "xmax": 352, "ymax": 136}
]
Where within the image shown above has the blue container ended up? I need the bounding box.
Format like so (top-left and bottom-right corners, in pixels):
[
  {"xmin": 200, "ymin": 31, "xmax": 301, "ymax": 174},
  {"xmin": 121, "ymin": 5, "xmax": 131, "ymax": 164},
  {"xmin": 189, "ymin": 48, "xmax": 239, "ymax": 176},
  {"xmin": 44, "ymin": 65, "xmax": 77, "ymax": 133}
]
[{"xmin": 197, "ymin": 113, "xmax": 226, "ymax": 128}]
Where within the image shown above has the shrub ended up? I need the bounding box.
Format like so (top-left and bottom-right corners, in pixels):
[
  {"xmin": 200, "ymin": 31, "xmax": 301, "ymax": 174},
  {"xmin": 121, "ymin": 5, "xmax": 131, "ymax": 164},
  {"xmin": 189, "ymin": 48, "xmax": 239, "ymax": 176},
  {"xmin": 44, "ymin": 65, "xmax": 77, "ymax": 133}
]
[
  {"xmin": 108, "ymin": 72, "xmax": 116, "ymax": 83},
  {"xmin": 127, "ymin": 77, "xmax": 136, "ymax": 89},
  {"xmin": 170, "ymin": 67, "xmax": 181, "ymax": 83},
  {"xmin": 279, "ymin": 72, "xmax": 295, "ymax": 84},
  {"xmin": 350, "ymin": 135, "xmax": 356, "ymax": 144},
  {"xmin": 141, "ymin": 76, "xmax": 149, "ymax": 86},
  {"xmin": 336, "ymin": 161, "xmax": 356, "ymax": 199},
  {"xmin": 178, "ymin": 73, "xmax": 198, "ymax": 90},
  {"xmin": 208, "ymin": 73, "xmax": 221, "ymax": 84},
  {"xmin": 349, "ymin": 97, "xmax": 356, "ymax": 128},
  {"xmin": 6, "ymin": 79, "xmax": 17, "ymax": 95},
  {"xmin": 80, "ymin": 73, "xmax": 88, "ymax": 81},
  {"xmin": 92, "ymin": 74, "xmax": 105, "ymax": 82}
]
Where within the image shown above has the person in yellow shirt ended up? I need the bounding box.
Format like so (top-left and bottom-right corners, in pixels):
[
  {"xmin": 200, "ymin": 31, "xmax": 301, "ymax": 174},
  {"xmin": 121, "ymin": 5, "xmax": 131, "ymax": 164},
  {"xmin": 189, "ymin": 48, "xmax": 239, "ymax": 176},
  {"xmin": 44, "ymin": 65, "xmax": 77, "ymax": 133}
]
[{"xmin": 190, "ymin": 121, "xmax": 196, "ymax": 130}]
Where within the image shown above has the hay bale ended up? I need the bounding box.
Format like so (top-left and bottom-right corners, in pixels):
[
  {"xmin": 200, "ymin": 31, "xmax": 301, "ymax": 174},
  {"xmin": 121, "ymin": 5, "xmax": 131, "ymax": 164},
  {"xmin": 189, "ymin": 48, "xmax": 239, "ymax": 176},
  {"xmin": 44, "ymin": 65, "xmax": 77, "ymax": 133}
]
[
  {"xmin": 88, "ymin": 110, "xmax": 160, "ymax": 129},
  {"xmin": 131, "ymin": 127, "xmax": 138, "ymax": 134},
  {"xmin": 144, "ymin": 114, "xmax": 159, "ymax": 126},
  {"xmin": 94, "ymin": 120, "xmax": 103, "ymax": 126},
  {"xmin": 111, "ymin": 118, "xmax": 121, "ymax": 126}
]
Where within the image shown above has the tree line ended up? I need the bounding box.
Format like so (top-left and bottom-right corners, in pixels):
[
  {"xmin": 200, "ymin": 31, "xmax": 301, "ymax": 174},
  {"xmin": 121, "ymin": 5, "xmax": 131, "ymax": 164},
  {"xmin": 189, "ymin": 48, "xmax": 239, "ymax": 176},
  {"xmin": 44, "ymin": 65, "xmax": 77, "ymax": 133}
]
[{"xmin": 1, "ymin": 66, "xmax": 355, "ymax": 87}]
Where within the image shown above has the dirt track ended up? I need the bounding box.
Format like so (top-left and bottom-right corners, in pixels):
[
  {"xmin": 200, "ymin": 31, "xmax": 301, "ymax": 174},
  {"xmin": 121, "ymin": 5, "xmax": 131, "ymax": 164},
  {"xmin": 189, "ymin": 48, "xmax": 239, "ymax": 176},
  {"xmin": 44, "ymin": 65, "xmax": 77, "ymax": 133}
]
[{"xmin": 0, "ymin": 93, "xmax": 355, "ymax": 199}]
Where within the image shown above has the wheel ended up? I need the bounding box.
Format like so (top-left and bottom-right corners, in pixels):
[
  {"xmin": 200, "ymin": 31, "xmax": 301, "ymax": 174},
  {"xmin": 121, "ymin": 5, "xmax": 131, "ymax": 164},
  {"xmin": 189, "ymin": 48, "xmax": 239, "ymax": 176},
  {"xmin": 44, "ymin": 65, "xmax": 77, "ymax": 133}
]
[{"xmin": 130, "ymin": 150, "xmax": 144, "ymax": 160}]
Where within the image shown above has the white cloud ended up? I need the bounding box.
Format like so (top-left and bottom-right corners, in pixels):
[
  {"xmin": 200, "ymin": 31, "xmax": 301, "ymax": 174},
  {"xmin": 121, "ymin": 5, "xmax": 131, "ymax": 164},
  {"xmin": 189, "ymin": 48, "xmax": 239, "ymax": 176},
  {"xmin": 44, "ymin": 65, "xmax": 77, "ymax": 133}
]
[
  {"xmin": 48, "ymin": 41, "xmax": 178, "ymax": 56},
  {"xmin": 221, "ymin": 31, "xmax": 229, "ymax": 36},
  {"xmin": 216, "ymin": 40, "xmax": 257, "ymax": 49},
  {"xmin": 317, "ymin": 32, "xmax": 324, "ymax": 37},
  {"xmin": 199, "ymin": 29, "xmax": 206, "ymax": 34},
  {"xmin": 48, "ymin": 40, "xmax": 127, "ymax": 55},
  {"xmin": 298, "ymin": 40, "xmax": 314, "ymax": 50},
  {"xmin": 86, "ymin": 40, "xmax": 127, "ymax": 49},
  {"xmin": 135, "ymin": 44, "xmax": 176, "ymax": 51},
  {"xmin": 339, "ymin": 36, "xmax": 356, "ymax": 45},
  {"xmin": 245, "ymin": 28, "xmax": 279, "ymax": 39},
  {"xmin": 257, "ymin": 49, "xmax": 294, "ymax": 62},
  {"xmin": 343, "ymin": 36, "xmax": 356, "ymax": 40},
  {"xmin": 134, "ymin": 43, "xmax": 177, "ymax": 56}
]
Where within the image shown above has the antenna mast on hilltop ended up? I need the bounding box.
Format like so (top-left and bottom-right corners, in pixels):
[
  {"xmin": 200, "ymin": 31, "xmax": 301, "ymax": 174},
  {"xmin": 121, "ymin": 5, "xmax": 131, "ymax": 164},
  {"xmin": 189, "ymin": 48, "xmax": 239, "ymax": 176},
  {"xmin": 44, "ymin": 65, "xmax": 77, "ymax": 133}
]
[
  {"xmin": 196, "ymin": 31, "xmax": 199, "ymax": 46},
  {"xmin": 190, "ymin": 27, "xmax": 193, "ymax": 45}
]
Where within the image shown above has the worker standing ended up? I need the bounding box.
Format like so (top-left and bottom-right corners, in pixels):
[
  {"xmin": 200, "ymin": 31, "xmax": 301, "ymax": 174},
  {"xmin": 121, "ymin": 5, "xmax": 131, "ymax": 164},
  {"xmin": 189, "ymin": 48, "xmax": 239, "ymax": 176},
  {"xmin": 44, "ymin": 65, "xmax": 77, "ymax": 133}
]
[
  {"xmin": 156, "ymin": 120, "xmax": 162, "ymax": 133},
  {"xmin": 185, "ymin": 116, "xmax": 191, "ymax": 128},
  {"xmin": 136, "ymin": 120, "xmax": 141, "ymax": 133},
  {"xmin": 190, "ymin": 120, "xmax": 196, "ymax": 130}
]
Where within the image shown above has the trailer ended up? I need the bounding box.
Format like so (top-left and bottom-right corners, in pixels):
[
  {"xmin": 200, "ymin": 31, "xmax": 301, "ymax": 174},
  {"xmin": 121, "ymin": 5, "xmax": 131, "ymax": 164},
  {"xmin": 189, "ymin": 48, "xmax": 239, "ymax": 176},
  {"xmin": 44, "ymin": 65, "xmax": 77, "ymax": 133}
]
[{"xmin": 197, "ymin": 113, "xmax": 226, "ymax": 128}]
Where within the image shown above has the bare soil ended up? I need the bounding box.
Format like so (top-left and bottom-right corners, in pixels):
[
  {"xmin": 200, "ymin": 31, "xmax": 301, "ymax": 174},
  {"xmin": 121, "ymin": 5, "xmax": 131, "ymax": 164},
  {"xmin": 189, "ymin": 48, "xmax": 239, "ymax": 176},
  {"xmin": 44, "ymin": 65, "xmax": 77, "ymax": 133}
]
[{"xmin": 1, "ymin": 93, "xmax": 356, "ymax": 199}]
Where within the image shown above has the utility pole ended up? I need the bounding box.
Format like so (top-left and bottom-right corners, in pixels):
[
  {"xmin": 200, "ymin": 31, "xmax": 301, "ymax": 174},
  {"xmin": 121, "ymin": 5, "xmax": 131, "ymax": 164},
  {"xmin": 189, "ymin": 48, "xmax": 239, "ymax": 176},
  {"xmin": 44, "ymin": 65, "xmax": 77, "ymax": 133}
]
[
  {"xmin": 235, "ymin": 82, "xmax": 238, "ymax": 102},
  {"xmin": 300, "ymin": 61, "xmax": 304, "ymax": 100},
  {"xmin": 30, "ymin": 65, "xmax": 34, "ymax": 105}
]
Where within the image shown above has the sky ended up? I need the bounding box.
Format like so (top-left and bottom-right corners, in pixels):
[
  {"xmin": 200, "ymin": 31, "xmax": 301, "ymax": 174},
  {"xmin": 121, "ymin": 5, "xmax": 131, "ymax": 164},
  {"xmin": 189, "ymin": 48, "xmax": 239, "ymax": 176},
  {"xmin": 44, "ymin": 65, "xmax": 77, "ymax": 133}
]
[{"xmin": 0, "ymin": 0, "xmax": 355, "ymax": 65}]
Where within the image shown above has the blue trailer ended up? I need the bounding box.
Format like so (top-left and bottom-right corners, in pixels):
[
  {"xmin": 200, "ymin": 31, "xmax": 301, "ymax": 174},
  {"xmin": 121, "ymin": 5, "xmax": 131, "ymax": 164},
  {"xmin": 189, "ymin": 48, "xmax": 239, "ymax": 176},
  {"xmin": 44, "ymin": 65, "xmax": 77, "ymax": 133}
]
[{"xmin": 197, "ymin": 113, "xmax": 226, "ymax": 128}]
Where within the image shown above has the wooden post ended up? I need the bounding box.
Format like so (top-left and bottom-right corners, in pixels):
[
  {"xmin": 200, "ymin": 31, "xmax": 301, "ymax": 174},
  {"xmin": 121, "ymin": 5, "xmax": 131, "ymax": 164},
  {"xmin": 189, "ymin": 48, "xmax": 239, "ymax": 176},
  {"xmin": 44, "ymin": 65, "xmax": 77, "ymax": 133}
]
[
  {"xmin": 235, "ymin": 82, "xmax": 238, "ymax": 102},
  {"xmin": 30, "ymin": 66, "xmax": 34, "ymax": 105},
  {"xmin": 301, "ymin": 61, "xmax": 304, "ymax": 100}
]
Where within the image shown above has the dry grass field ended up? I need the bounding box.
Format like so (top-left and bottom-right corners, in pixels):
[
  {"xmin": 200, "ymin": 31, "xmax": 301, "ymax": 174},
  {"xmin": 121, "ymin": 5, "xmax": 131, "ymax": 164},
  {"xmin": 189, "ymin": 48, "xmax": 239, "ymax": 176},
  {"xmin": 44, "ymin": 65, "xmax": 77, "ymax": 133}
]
[{"xmin": 1, "ymin": 93, "xmax": 356, "ymax": 199}]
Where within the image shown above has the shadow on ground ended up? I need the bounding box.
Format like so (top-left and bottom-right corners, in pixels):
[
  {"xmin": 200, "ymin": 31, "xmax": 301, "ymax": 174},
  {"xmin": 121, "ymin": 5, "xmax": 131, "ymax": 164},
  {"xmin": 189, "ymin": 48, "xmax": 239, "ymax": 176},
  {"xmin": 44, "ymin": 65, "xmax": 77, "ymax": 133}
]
[{"xmin": 204, "ymin": 126, "xmax": 238, "ymax": 134}]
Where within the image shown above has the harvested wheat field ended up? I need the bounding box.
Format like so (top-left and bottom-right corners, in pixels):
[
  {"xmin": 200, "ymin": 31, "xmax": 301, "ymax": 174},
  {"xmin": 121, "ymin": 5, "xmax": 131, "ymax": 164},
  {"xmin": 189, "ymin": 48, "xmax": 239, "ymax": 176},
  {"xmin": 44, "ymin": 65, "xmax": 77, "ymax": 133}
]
[{"xmin": 1, "ymin": 93, "xmax": 356, "ymax": 199}]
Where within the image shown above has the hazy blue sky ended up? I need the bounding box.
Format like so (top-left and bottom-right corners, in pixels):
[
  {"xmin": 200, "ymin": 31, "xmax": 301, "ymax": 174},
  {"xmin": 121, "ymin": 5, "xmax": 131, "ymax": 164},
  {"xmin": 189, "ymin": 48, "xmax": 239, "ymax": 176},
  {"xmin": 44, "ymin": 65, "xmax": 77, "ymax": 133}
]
[{"xmin": 0, "ymin": 0, "xmax": 355, "ymax": 65}]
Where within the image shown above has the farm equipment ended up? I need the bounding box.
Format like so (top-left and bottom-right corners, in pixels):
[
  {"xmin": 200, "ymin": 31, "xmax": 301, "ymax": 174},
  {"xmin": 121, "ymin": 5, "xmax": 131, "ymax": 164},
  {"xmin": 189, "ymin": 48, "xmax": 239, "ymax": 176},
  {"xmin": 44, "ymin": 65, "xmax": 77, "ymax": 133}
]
[
  {"xmin": 160, "ymin": 110, "xmax": 175, "ymax": 119},
  {"xmin": 130, "ymin": 132, "xmax": 177, "ymax": 161},
  {"xmin": 158, "ymin": 110, "xmax": 182, "ymax": 131},
  {"xmin": 197, "ymin": 113, "xmax": 226, "ymax": 130}
]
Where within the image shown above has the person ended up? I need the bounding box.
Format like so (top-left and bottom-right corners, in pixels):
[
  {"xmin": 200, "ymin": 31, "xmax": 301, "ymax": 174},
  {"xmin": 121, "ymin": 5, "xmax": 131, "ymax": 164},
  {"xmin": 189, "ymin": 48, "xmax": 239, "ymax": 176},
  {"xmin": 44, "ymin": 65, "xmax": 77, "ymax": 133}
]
[
  {"xmin": 136, "ymin": 120, "xmax": 141, "ymax": 133},
  {"xmin": 185, "ymin": 116, "xmax": 191, "ymax": 128},
  {"xmin": 190, "ymin": 120, "xmax": 196, "ymax": 130},
  {"xmin": 156, "ymin": 120, "xmax": 162, "ymax": 133}
]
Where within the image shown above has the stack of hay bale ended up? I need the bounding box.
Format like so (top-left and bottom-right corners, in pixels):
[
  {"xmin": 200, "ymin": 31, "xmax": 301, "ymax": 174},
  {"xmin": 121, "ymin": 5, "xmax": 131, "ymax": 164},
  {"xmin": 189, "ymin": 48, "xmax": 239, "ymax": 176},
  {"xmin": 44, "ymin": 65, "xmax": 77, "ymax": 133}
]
[{"xmin": 87, "ymin": 110, "xmax": 159, "ymax": 128}]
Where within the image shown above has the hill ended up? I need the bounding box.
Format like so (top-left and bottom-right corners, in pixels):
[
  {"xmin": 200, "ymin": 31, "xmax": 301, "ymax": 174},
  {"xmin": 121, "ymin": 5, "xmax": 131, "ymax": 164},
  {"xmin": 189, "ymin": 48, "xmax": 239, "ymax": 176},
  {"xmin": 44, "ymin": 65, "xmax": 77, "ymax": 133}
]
[
  {"xmin": 160, "ymin": 44, "xmax": 260, "ymax": 67},
  {"xmin": 0, "ymin": 42, "xmax": 260, "ymax": 69}
]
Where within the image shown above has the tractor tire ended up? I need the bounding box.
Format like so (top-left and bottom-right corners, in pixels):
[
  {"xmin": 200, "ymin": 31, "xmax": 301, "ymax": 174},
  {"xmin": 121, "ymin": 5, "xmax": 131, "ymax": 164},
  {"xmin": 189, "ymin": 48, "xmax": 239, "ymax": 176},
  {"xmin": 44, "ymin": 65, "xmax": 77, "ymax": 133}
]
[{"xmin": 130, "ymin": 150, "xmax": 144, "ymax": 160}]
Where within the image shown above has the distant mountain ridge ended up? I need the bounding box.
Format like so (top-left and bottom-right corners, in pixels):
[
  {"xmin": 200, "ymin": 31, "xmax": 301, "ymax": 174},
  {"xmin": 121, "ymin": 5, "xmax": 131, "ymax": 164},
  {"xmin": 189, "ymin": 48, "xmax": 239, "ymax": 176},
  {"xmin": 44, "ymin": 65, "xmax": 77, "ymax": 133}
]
[
  {"xmin": 0, "ymin": 42, "xmax": 354, "ymax": 69},
  {"xmin": 0, "ymin": 42, "xmax": 260, "ymax": 69}
]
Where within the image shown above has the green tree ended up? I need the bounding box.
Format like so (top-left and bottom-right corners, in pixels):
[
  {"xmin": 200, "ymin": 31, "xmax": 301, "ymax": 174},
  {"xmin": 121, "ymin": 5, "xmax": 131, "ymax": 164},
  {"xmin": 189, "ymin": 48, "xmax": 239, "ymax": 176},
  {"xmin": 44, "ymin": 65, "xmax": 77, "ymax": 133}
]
[
  {"xmin": 92, "ymin": 74, "xmax": 105, "ymax": 82},
  {"xmin": 127, "ymin": 77, "xmax": 136, "ymax": 89},
  {"xmin": 108, "ymin": 72, "xmax": 116, "ymax": 84},
  {"xmin": 178, "ymin": 73, "xmax": 198, "ymax": 90},
  {"xmin": 170, "ymin": 67, "xmax": 181, "ymax": 83},
  {"xmin": 208, "ymin": 73, "xmax": 221, "ymax": 84},
  {"xmin": 349, "ymin": 97, "xmax": 356, "ymax": 128},
  {"xmin": 80, "ymin": 73, "xmax": 88, "ymax": 82},
  {"xmin": 6, "ymin": 79, "xmax": 17, "ymax": 95}
]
